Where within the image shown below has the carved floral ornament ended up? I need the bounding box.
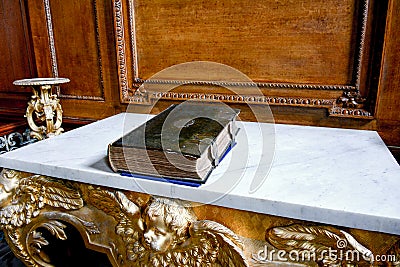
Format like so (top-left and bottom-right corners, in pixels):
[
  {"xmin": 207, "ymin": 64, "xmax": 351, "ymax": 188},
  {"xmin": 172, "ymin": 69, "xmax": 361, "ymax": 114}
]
[
  {"xmin": 0, "ymin": 169, "xmax": 248, "ymax": 267},
  {"xmin": 0, "ymin": 168, "xmax": 398, "ymax": 267}
]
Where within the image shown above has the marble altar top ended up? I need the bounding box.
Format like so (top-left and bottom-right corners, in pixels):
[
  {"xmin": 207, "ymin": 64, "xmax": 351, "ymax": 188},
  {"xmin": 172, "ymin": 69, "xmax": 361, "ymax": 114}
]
[{"xmin": 1, "ymin": 113, "xmax": 399, "ymax": 235}]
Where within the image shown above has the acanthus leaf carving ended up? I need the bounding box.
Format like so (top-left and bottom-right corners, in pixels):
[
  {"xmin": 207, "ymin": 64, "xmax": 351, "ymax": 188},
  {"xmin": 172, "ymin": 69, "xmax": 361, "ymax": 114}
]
[{"xmin": 27, "ymin": 220, "xmax": 68, "ymax": 265}]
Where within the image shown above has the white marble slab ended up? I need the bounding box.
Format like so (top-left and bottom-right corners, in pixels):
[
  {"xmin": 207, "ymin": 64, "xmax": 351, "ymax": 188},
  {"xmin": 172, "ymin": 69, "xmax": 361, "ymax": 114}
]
[{"xmin": 1, "ymin": 113, "xmax": 400, "ymax": 235}]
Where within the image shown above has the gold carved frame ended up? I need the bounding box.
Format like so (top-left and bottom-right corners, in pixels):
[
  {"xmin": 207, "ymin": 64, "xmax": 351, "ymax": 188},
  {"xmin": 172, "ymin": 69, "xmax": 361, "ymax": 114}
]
[{"xmin": 112, "ymin": 0, "xmax": 378, "ymax": 119}]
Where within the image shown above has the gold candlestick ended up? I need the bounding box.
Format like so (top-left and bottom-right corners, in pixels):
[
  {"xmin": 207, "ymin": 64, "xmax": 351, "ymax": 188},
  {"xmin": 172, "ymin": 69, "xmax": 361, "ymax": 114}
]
[{"xmin": 13, "ymin": 78, "xmax": 70, "ymax": 140}]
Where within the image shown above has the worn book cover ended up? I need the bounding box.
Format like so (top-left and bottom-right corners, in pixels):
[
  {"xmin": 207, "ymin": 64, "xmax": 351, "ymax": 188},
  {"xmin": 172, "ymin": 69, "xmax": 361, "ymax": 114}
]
[{"xmin": 108, "ymin": 102, "xmax": 240, "ymax": 184}]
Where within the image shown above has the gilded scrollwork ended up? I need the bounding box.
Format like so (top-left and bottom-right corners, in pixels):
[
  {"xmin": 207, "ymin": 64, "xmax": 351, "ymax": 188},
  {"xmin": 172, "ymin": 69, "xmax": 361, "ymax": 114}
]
[
  {"xmin": 4, "ymin": 168, "xmax": 398, "ymax": 267},
  {"xmin": 0, "ymin": 169, "xmax": 88, "ymax": 266},
  {"xmin": 261, "ymin": 224, "xmax": 374, "ymax": 266},
  {"xmin": 336, "ymin": 90, "xmax": 366, "ymax": 109},
  {"xmin": 0, "ymin": 171, "xmax": 83, "ymax": 228},
  {"xmin": 13, "ymin": 78, "xmax": 70, "ymax": 140},
  {"xmin": 85, "ymin": 188, "xmax": 248, "ymax": 266},
  {"xmin": 25, "ymin": 84, "xmax": 64, "ymax": 140},
  {"xmin": 0, "ymin": 169, "xmax": 248, "ymax": 266},
  {"xmin": 26, "ymin": 220, "xmax": 68, "ymax": 265}
]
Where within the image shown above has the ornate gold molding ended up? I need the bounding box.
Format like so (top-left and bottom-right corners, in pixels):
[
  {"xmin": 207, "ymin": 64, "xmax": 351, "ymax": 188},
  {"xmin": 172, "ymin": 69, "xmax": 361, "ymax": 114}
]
[
  {"xmin": 329, "ymin": 106, "xmax": 373, "ymax": 119},
  {"xmin": 43, "ymin": 0, "xmax": 58, "ymax": 79},
  {"xmin": 114, "ymin": 0, "xmax": 130, "ymax": 102},
  {"xmin": 153, "ymin": 91, "xmax": 335, "ymax": 107},
  {"xmin": 0, "ymin": 169, "xmax": 248, "ymax": 266},
  {"xmin": 126, "ymin": 87, "xmax": 374, "ymax": 119},
  {"xmin": 43, "ymin": 0, "xmax": 105, "ymax": 101},
  {"xmin": 14, "ymin": 78, "xmax": 70, "ymax": 140},
  {"xmin": 112, "ymin": 0, "xmax": 375, "ymax": 120},
  {"xmin": 257, "ymin": 223, "xmax": 400, "ymax": 266},
  {"xmin": 0, "ymin": 168, "xmax": 399, "ymax": 266}
]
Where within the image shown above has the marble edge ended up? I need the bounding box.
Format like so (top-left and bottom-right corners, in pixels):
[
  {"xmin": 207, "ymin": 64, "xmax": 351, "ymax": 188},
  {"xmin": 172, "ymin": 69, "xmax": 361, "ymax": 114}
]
[
  {"xmin": 1, "ymin": 113, "xmax": 399, "ymax": 236},
  {"xmin": 1, "ymin": 156, "xmax": 399, "ymax": 236}
]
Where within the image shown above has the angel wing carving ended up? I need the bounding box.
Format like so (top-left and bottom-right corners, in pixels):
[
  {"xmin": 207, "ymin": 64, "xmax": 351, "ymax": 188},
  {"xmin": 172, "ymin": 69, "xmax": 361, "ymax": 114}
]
[
  {"xmin": 133, "ymin": 197, "xmax": 249, "ymax": 266},
  {"xmin": 266, "ymin": 224, "xmax": 373, "ymax": 266},
  {"xmin": 189, "ymin": 219, "xmax": 248, "ymax": 267},
  {"xmin": 86, "ymin": 191, "xmax": 248, "ymax": 266},
  {"xmin": 129, "ymin": 219, "xmax": 248, "ymax": 267},
  {"xmin": 83, "ymin": 186, "xmax": 140, "ymax": 220},
  {"xmin": 0, "ymin": 173, "xmax": 83, "ymax": 228}
]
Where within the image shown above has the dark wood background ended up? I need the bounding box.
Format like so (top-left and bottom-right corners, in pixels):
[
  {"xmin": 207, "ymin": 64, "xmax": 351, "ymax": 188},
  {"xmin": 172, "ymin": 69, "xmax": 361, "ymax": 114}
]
[{"xmin": 0, "ymin": 0, "xmax": 399, "ymax": 154}]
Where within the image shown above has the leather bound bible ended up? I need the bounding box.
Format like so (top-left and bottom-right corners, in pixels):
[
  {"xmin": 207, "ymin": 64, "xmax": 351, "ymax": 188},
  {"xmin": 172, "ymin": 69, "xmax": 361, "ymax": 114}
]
[{"xmin": 108, "ymin": 103, "xmax": 240, "ymax": 184}]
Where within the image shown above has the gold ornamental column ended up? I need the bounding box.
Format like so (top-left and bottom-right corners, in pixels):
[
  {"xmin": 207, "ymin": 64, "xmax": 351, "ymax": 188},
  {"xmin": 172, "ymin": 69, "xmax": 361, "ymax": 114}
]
[{"xmin": 13, "ymin": 78, "xmax": 70, "ymax": 140}]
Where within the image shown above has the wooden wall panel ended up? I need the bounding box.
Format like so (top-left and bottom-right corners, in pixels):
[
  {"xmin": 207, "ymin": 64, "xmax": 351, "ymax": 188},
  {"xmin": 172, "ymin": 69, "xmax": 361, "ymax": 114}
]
[
  {"xmin": 134, "ymin": 0, "xmax": 357, "ymax": 85},
  {"xmin": 0, "ymin": 1, "xmax": 34, "ymax": 91},
  {"xmin": 24, "ymin": 0, "xmax": 121, "ymax": 121},
  {"xmin": 0, "ymin": 0, "xmax": 399, "ymax": 148},
  {"xmin": 114, "ymin": 0, "xmax": 383, "ymax": 121},
  {"xmin": 50, "ymin": 0, "xmax": 104, "ymax": 100},
  {"xmin": 0, "ymin": 0, "xmax": 35, "ymax": 115},
  {"xmin": 375, "ymin": 0, "xmax": 400, "ymax": 146}
]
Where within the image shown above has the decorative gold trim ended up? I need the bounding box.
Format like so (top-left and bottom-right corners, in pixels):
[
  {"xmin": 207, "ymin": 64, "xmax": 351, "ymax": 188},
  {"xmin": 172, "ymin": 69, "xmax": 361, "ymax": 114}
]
[
  {"xmin": 152, "ymin": 91, "xmax": 335, "ymax": 107},
  {"xmin": 128, "ymin": 0, "xmax": 139, "ymax": 81},
  {"xmin": 0, "ymin": 169, "xmax": 248, "ymax": 266},
  {"xmin": 113, "ymin": 0, "xmax": 130, "ymax": 102},
  {"xmin": 1, "ymin": 169, "xmax": 399, "ymax": 266},
  {"xmin": 114, "ymin": 0, "xmax": 372, "ymax": 117},
  {"xmin": 329, "ymin": 90, "xmax": 373, "ymax": 119},
  {"xmin": 125, "ymin": 88, "xmax": 374, "ymax": 119},
  {"xmin": 44, "ymin": 0, "xmax": 105, "ymax": 101},
  {"xmin": 263, "ymin": 224, "xmax": 375, "ymax": 266},
  {"xmin": 57, "ymin": 94, "xmax": 105, "ymax": 101},
  {"xmin": 329, "ymin": 106, "xmax": 373, "ymax": 119},
  {"xmin": 133, "ymin": 79, "xmax": 358, "ymax": 91},
  {"xmin": 43, "ymin": 0, "xmax": 58, "ymax": 79},
  {"xmin": 354, "ymin": 0, "xmax": 370, "ymax": 88},
  {"xmin": 14, "ymin": 78, "xmax": 69, "ymax": 140}
]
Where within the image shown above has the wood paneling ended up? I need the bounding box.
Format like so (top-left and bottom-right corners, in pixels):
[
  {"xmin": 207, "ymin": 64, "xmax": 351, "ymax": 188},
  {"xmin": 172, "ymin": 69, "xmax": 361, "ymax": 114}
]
[
  {"xmin": 24, "ymin": 0, "xmax": 121, "ymax": 120},
  {"xmin": 134, "ymin": 0, "xmax": 357, "ymax": 85},
  {"xmin": 0, "ymin": 1, "xmax": 35, "ymax": 90},
  {"xmin": 0, "ymin": 0, "xmax": 399, "ymax": 147},
  {"xmin": 113, "ymin": 0, "xmax": 384, "ymax": 121},
  {"xmin": 49, "ymin": 0, "xmax": 104, "ymax": 100},
  {"xmin": 0, "ymin": 0, "xmax": 35, "ymax": 116},
  {"xmin": 375, "ymin": 0, "xmax": 400, "ymax": 146}
]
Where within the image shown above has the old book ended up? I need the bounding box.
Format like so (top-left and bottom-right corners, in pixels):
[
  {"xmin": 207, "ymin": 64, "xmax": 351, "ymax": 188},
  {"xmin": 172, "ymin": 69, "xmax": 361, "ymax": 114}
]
[{"xmin": 108, "ymin": 103, "xmax": 240, "ymax": 184}]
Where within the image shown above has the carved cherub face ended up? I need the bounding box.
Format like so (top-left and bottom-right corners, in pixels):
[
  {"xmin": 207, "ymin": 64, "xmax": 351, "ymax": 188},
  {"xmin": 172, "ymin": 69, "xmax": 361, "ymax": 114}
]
[
  {"xmin": 141, "ymin": 197, "xmax": 197, "ymax": 253},
  {"xmin": 143, "ymin": 214, "xmax": 176, "ymax": 252}
]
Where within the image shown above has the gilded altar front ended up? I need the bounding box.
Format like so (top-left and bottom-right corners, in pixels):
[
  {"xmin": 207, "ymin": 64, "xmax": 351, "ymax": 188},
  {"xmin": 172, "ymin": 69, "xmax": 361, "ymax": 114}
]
[{"xmin": 0, "ymin": 169, "xmax": 399, "ymax": 267}]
